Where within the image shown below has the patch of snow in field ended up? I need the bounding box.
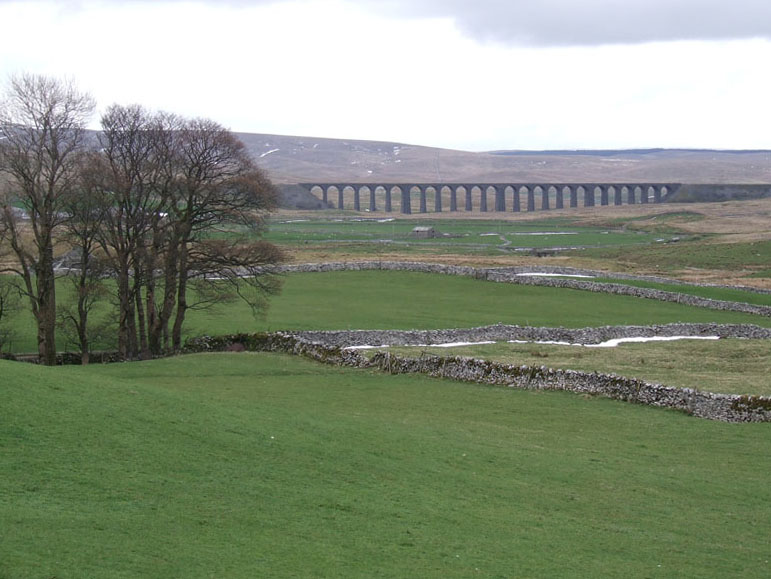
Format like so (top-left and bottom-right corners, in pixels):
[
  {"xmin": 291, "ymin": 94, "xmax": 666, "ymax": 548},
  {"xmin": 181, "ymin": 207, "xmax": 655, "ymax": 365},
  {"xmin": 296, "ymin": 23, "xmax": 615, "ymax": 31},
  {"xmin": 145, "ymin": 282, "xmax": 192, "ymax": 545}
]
[
  {"xmin": 509, "ymin": 336, "xmax": 720, "ymax": 348},
  {"xmin": 377, "ymin": 218, "xmax": 395, "ymax": 222},
  {"xmin": 480, "ymin": 233, "xmax": 500, "ymax": 237},
  {"xmin": 344, "ymin": 336, "xmax": 719, "ymax": 352},
  {"xmin": 260, "ymin": 148, "xmax": 280, "ymax": 158},
  {"xmin": 428, "ymin": 341, "xmax": 496, "ymax": 348},
  {"xmin": 516, "ymin": 273, "xmax": 595, "ymax": 278},
  {"xmin": 586, "ymin": 336, "xmax": 720, "ymax": 348},
  {"xmin": 344, "ymin": 340, "xmax": 496, "ymax": 350}
]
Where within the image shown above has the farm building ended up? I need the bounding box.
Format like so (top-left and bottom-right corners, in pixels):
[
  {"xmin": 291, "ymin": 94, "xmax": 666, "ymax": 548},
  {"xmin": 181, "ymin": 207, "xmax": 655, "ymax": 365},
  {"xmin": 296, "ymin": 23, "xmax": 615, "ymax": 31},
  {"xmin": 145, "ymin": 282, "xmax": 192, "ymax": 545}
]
[{"xmin": 411, "ymin": 226, "xmax": 437, "ymax": 238}]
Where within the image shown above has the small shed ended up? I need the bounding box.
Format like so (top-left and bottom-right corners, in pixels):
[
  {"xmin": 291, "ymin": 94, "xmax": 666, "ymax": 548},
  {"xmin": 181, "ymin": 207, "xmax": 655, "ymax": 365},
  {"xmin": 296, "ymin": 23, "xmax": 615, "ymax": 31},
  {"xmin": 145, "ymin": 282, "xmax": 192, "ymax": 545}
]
[{"xmin": 411, "ymin": 226, "xmax": 437, "ymax": 239}]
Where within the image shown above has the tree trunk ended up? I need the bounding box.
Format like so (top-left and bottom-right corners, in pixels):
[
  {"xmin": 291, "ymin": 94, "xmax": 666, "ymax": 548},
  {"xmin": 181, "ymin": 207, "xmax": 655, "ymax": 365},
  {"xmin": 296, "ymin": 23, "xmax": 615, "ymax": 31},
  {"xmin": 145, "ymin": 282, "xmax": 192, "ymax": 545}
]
[
  {"xmin": 171, "ymin": 244, "xmax": 189, "ymax": 352},
  {"xmin": 116, "ymin": 269, "xmax": 130, "ymax": 359},
  {"xmin": 134, "ymin": 276, "xmax": 149, "ymax": 359},
  {"xmin": 36, "ymin": 238, "xmax": 57, "ymax": 365},
  {"xmin": 76, "ymin": 254, "xmax": 90, "ymax": 365}
]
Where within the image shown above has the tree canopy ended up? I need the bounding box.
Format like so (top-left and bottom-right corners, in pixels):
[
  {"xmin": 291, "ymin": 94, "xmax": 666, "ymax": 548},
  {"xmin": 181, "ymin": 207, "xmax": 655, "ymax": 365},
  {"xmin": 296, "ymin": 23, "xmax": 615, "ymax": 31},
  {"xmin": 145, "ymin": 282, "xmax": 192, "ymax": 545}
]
[{"xmin": 0, "ymin": 74, "xmax": 283, "ymax": 363}]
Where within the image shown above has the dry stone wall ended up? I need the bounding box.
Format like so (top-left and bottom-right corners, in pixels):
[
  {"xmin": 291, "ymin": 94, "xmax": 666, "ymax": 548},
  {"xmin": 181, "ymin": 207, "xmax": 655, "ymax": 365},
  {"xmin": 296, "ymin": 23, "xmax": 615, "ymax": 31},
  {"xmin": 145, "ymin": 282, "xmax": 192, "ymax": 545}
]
[
  {"xmin": 285, "ymin": 323, "xmax": 771, "ymax": 348},
  {"xmin": 183, "ymin": 331, "xmax": 771, "ymax": 423}
]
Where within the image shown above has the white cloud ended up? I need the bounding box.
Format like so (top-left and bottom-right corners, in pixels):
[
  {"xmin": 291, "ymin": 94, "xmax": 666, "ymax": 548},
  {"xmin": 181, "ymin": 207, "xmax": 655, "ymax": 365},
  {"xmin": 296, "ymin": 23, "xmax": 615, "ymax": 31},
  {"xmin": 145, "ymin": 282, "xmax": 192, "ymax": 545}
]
[
  {"xmin": 362, "ymin": 0, "xmax": 771, "ymax": 46},
  {"xmin": 1, "ymin": 0, "xmax": 770, "ymax": 150}
]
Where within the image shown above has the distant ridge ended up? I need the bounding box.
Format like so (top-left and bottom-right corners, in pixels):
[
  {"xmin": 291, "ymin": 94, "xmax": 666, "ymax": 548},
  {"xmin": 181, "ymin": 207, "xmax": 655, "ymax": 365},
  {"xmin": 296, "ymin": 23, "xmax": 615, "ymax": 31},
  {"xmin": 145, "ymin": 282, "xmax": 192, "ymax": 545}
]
[
  {"xmin": 489, "ymin": 148, "xmax": 771, "ymax": 156},
  {"xmin": 234, "ymin": 132, "xmax": 771, "ymax": 185}
]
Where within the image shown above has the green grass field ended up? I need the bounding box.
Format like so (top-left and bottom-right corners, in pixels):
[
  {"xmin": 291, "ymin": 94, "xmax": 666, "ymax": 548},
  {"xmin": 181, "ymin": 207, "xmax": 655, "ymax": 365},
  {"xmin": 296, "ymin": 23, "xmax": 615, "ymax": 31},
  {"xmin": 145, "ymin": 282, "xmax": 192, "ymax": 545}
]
[
  {"xmin": 569, "ymin": 239, "xmax": 771, "ymax": 274},
  {"xmin": 593, "ymin": 277, "xmax": 771, "ymax": 306},
  {"xmin": 382, "ymin": 338, "xmax": 771, "ymax": 397},
  {"xmin": 259, "ymin": 212, "xmax": 770, "ymax": 284},
  {"xmin": 3, "ymin": 270, "xmax": 770, "ymax": 353},
  {"xmin": 3, "ymin": 353, "xmax": 770, "ymax": 578},
  {"xmin": 4, "ymin": 205, "xmax": 771, "ymax": 578},
  {"xmin": 262, "ymin": 216, "xmax": 675, "ymax": 251},
  {"xmin": 193, "ymin": 271, "xmax": 771, "ymax": 335}
]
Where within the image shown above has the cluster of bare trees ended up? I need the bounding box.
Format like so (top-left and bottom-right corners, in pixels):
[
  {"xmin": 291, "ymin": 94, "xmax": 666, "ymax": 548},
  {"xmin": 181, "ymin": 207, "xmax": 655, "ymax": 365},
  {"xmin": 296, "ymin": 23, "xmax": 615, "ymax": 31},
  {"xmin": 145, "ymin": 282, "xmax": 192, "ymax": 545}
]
[{"xmin": 0, "ymin": 74, "xmax": 283, "ymax": 365}]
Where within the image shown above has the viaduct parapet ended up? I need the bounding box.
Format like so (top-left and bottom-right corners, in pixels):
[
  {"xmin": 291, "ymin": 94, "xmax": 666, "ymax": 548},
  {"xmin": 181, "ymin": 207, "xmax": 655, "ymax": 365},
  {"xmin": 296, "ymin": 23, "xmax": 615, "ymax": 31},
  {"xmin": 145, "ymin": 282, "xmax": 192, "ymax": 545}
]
[{"xmin": 298, "ymin": 182, "xmax": 682, "ymax": 213}]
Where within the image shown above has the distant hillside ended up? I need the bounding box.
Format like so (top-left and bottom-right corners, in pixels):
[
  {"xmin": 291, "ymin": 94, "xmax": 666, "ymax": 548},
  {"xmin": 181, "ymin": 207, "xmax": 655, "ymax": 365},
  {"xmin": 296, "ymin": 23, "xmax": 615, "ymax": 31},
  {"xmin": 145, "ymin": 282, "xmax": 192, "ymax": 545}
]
[{"xmin": 236, "ymin": 133, "xmax": 771, "ymax": 186}]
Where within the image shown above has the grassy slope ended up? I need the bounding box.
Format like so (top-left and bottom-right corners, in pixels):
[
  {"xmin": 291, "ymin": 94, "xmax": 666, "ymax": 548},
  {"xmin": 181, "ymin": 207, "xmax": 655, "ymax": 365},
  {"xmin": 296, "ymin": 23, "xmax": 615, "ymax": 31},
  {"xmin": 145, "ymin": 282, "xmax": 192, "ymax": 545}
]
[
  {"xmin": 5, "ymin": 270, "xmax": 769, "ymax": 353},
  {"xmin": 2, "ymin": 353, "xmax": 770, "ymax": 578},
  {"xmin": 188, "ymin": 271, "xmax": 771, "ymax": 336}
]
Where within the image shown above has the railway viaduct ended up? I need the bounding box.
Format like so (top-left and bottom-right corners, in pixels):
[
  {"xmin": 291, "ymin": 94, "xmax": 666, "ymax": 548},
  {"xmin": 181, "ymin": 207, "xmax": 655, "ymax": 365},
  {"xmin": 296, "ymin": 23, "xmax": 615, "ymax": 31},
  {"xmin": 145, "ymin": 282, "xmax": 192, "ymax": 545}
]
[{"xmin": 298, "ymin": 182, "xmax": 682, "ymax": 213}]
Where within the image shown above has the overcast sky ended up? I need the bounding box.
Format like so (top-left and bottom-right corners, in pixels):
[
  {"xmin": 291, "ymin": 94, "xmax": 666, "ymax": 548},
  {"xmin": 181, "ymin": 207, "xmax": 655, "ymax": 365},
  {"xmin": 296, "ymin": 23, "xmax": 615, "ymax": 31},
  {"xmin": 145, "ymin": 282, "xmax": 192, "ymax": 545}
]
[{"xmin": 1, "ymin": 0, "xmax": 770, "ymax": 151}]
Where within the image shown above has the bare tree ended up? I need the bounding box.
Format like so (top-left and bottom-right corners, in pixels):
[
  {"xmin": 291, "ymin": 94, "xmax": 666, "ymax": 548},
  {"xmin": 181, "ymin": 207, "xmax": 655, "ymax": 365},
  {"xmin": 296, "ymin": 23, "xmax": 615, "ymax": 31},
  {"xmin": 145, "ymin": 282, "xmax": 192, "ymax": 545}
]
[
  {"xmin": 165, "ymin": 119, "xmax": 282, "ymax": 351},
  {"xmin": 57, "ymin": 154, "xmax": 109, "ymax": 364},
  {"xmin": 92, "ymin": 104, "xmax": 172, "ymax": 359},
  {"xmin": 0, "ymin": 73, "xmax": 95, "ymax": 364},
  {"xmin": 52, "ymin": 104, "xmax": 284, "ymax": 359}
]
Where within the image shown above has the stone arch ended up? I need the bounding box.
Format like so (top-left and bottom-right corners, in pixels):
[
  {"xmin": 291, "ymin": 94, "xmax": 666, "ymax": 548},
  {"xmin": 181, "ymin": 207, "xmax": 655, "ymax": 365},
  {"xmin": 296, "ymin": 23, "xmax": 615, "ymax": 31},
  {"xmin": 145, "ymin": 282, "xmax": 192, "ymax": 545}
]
[
  {"xmin": 524, "ymin": 186, "xmax": 535, "ymax": 212},
  {"xmin": 339, "ymin": 185, "xmax": 354, "ymax": 210},
  {"xmin": 569, "ymin": 186, "xmax": 578, "ymax": 208},
  {"xmin": 456, "ymin": 186, "xmax": 468, "ymax": 211},
  {"xmin": 588, "ymin": 186, "xmax": 600, "ymax": 207},
  {"xmin": 379, "ymin": 186, "xmax": 392, "ymax": 212},
  {"xmin": 544, "ymin": 185, "xmax": 556, "ymax": 210},
  {"xmin": 581, "ymin": 186, "xmax": 592, "ymax": 207},
  {"xmin": 501, "ymin": 186, "xmax": 515, "ymax": 212},
  {"xmin": 424, "ymin": 186, "xmax": 438, "ymax": 213},
  {"xmin": 402, "ymin": 185, "xmax": 423, "ymax": 214},
  {"xmin": 556, "ymin": 186, "xmax": 567, "ymax": 209},
  {"xmin": 309, "ymin": 185, "xmax": 326, "ymax": 205},
  {"xmin": 359, "ymin": 186, "xmax": 374, "ymax": 212},
  {"xmin": 389, "ymin": 185, "xmax": 403, "ymax": 212},
  {"xmin": 533, "ymin": 186, "xmax": 546, "ymax": 211},
  {"xmin": 625, "ymin": 186, "xmax": 635, "ymax": 205},
  {"xmin": 473, "ymin": 186, "xmax": 487, "ymax": 212},
  {"xmin": 486, "ymin": 185, "xmax": 501, "ymax": 212},
  {"xmin": 418, "ymin": 186, "xmax": 428, "ymax": 213},
  {"xmin": 326, "ymin": 185, "xmax": 341, "ymax": 209},
  {"xmin": 464, "ymin": 186, "xmax": 474, "ymax": 211},
  {"xmin": 611, "ymin": 186, "xmax": 621, "ymax": 206},
  {"xmin": 449, "ymin": 185, "xmax": 458, "ymax": 212},
  {"xmin": 351, "ymin": 185, "xmax": 361, "ymax": 211}
]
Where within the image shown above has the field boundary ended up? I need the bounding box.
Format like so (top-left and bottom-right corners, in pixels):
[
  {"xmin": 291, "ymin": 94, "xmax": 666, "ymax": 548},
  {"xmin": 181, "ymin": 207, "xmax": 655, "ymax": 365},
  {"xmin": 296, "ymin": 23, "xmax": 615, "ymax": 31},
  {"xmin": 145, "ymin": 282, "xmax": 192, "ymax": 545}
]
[
  {"xmin": 183, "ymin": 330, "xmax": 771, "ymax": 423},
  {"xmin": 274, "ymin": 262, "xmax": 771, "ymax": 316},
  {"xmin": 282, "ymin": 322, "xmax": 771, "ymax": 347}
]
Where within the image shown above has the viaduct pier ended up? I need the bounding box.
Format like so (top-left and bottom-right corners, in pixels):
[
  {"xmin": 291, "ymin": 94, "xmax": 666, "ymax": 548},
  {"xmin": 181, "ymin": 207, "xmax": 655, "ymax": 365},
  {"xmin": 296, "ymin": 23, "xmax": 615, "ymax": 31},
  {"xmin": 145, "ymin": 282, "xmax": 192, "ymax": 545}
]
[{"xmin": 298, "ymin": 182, "xmax": 682, "ymax": 213}]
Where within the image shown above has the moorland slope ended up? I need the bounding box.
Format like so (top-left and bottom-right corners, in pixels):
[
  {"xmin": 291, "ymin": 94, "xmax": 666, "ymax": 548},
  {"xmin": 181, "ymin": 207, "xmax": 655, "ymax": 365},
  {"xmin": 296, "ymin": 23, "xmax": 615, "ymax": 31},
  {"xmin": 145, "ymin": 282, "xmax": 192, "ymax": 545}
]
[{"xmin": 237, "ymin": 132, "xmax": 771, "ymax": 185}]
